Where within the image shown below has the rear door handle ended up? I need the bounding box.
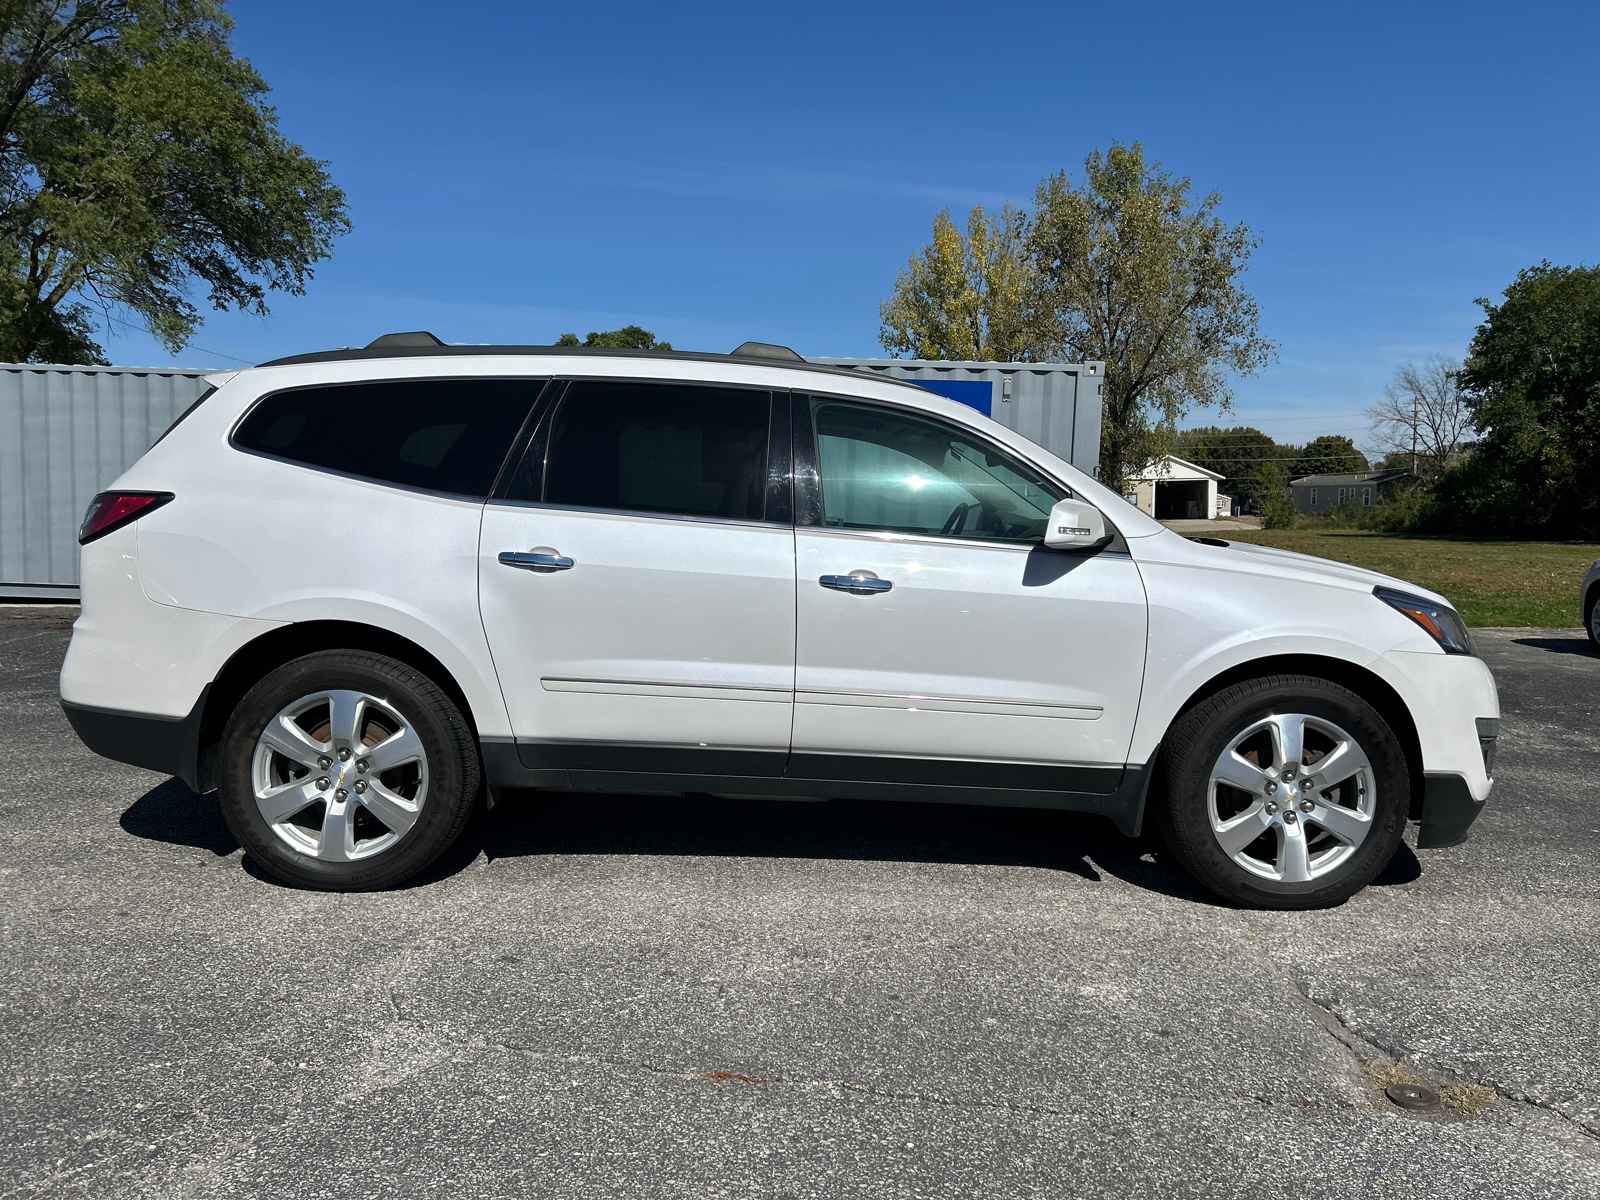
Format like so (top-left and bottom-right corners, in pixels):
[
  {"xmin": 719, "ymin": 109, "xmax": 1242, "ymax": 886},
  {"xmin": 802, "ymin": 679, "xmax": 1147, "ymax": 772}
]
[
  {"xmin": 499, "ymin": 550, "xmax": 575, "ymax": 572},
  {"xmin": 819, "ymin": 571, "xmax": 892, "ymax": 595}
]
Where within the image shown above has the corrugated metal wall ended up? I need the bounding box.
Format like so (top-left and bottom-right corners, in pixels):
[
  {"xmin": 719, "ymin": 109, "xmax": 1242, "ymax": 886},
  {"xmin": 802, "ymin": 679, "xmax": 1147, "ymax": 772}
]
[
  {"xmin": 807, "ymin": 358, "xmax": 1105, "ymax": 478},
  {"xmin": 0, "ymin": 363, "xmax": 213, "ymax": 599}
]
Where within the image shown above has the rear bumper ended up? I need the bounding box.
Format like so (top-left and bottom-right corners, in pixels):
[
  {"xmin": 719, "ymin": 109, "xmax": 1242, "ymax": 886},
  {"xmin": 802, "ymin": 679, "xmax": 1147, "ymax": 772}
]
[
  {"xmin": 1416, "ymin": 771, "xmax": 1486, "ymax": 849},
  {"xmin": 62, "ymin": 691, "xmax": 208, "ymax": 792}
]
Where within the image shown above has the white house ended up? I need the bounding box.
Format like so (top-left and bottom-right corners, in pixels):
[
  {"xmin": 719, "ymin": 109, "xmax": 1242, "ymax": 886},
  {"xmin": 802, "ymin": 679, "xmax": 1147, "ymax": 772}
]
[{"xmin": 1125, "ymin": 455, "xmax": 1226, "ymax": 520}]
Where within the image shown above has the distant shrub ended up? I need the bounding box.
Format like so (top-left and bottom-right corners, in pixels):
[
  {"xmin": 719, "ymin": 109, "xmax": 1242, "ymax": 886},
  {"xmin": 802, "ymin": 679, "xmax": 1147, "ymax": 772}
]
[
  {"xmin": 1261, "ymin": 491, "xmax": 1299, "ymax": 529},
  {"xmin": 1291, "ymin": 487, "xmax": 1436, "ymax": 534},
  {"xmin": 1364, "ymin": 486, "xmax": 1436, "ymax": 533}
]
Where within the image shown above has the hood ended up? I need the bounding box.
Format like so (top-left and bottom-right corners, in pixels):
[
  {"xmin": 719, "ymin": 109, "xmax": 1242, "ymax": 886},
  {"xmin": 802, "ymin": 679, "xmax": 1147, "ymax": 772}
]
[{"xmin": 1173, "ymin": 535, "xmax": 1454, "ymax": 608}]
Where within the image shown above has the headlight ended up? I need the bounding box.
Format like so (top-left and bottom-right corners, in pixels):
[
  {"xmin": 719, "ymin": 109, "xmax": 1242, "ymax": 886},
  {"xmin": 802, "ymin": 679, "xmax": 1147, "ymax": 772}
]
[{"xmin": 1374, "ymin": 586, "xmax": 1476, "ymax": 656}]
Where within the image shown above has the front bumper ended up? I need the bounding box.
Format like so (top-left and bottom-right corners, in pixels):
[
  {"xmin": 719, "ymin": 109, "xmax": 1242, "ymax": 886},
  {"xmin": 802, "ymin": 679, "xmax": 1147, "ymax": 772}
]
[{"xmin": 1416, "ymin": 771, "xmax": 1486, "ymax": 849}]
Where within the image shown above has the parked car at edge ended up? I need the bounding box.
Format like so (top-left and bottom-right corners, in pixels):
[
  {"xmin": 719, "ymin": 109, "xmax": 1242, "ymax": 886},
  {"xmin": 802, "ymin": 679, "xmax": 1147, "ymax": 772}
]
[
  {"xmin": 61, "ymin": 336, "xmax": 1500, "ymax": 910},
  {"xmin": 1584, "ymin": 558, "xmax": 1600, "ymax": 649}
]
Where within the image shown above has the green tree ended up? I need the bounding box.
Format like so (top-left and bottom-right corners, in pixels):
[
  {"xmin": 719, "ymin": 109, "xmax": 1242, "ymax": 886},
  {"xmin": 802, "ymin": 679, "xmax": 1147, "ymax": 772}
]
[
  {"xmin": 1175, "ymin": 425, "xmax": 1293, "ymax": 501},
  {"xmin": 1444, "ymin": 262, "xmax": 1600, "ymax": 537},
  {"xmin": 1292, "ymin": 435, "xmax": 1368, "ymax": 479},
  {"xmin": 878, "ymin": 202, "xmax": 1042, "ymax": 362},
  {"xmin": 0, "ymin": 1, "xmax": 350, "ymax": 363},
  {"xmin": 878, "ymin": 146, "xmax": 1274, "ymax": 494},
  {"xmin": 1027, "ymin": 143, "xmax": 1274, "ymax": 494},
  {"xmin": 1258, "ymin": 467, "xmax": 1299, "ymax": 529},
  {"xmin": 556, "ymin": 325, "xmax": 672, "ymax": 350}
]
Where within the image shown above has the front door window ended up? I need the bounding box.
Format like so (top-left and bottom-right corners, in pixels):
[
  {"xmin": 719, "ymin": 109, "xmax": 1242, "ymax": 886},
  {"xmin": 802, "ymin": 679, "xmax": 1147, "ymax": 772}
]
[{"xmin": 810, "ymin": 399, "xmax": 1065, "ymax": 542}]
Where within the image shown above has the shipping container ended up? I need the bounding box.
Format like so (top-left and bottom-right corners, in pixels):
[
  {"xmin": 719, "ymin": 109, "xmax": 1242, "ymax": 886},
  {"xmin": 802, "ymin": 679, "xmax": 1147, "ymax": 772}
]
[
  {"xmin": 807, "ymin": 358, "xmax": 1104, "ymax": 478},
  {"xmin": 0, "ymin": 363, "xmax": 215, "ymax": 599}
]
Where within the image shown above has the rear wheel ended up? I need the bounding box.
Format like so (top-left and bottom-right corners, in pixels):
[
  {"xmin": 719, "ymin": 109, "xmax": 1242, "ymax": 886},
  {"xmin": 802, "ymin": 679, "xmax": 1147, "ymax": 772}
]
[
  {"xmin": 1154, "ymin": 675, "xmax": 1408, "ymax": 910},
  {"xmin": 1586, "ymin": 589, "xmax": 1600, "ymax": 650},
  {"xmin": 217, "ymin": 650, "xmax": 480, "ymax": 890}
]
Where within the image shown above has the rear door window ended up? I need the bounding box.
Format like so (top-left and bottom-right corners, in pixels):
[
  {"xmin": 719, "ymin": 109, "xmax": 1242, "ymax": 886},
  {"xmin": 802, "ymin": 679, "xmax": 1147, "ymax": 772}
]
[
  {"xmin": 528, "ymin": 381, "xmax": 773, "ymax": 521},
  {"xmin": 233, "ymin": 379, "xmax": 542, "ymax": 498}
]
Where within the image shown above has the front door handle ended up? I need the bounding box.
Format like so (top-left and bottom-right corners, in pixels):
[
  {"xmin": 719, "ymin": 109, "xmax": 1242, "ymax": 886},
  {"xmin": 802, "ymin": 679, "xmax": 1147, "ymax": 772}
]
[
  {"xmin": 819, "ymin": 570, "xmax": 892, "ymax": 595},
  {"xmin": 499, "ymin": 549, "xmax": 575, "ymax": 573}
]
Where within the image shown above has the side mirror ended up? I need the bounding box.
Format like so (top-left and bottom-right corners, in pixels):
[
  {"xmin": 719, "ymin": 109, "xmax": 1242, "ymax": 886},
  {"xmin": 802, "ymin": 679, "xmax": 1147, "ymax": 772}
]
[{"xmin": 1044, "ymin": 497, "xmax": 1108, "ymax": 551}]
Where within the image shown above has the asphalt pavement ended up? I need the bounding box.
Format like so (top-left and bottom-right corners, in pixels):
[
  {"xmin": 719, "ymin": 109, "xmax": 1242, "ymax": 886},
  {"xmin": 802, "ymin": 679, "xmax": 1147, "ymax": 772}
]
[{"xmin": 2, "ymin": 608, "xmax": 1598, "ymax": 1198}]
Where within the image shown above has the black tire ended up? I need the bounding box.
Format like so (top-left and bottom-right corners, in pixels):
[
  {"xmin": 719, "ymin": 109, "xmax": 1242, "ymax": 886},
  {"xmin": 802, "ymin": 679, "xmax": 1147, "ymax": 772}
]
[
  {"xmin": 217, "ymin": 650, "xmax": 480, "ymax": 891},
  {"xmin": 1153, "ymin": 674, "xmax": 1409, "ymax": 910},
  {"xmin": 1585, "ymin": 588, "xmax": 1600, "ymax": 651}
]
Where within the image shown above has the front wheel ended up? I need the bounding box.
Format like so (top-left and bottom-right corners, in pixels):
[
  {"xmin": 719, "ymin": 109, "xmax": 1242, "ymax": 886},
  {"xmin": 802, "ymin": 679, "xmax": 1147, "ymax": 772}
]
[
  {"xmin": 216, "ymin": 650, "xmax": 481, "ymax": 890},
  {"xmin": 1154, "ymin": 675, "xmax": 1409, "ymax": 910},
  {"xmin": 1586, "ymin": 590, "xmax": 1600, "ymax": 650}
]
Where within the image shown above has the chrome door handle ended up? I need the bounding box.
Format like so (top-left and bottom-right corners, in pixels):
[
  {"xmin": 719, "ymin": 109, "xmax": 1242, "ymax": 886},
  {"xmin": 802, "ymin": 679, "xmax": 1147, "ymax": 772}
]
[
  {"xmin": 499, "ymin": 550, "xmax": 575, "ymax": 572},
  {"xmin": 819, "ymin": 571, "xmax": 892, "ymax": 595}
]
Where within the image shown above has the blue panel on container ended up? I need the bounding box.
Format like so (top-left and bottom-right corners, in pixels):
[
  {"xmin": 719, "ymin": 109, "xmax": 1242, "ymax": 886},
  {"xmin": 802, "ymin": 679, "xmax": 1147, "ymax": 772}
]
[{"xmin": 909, "ymin": 379, "xmax": 993, "ymax": 416}]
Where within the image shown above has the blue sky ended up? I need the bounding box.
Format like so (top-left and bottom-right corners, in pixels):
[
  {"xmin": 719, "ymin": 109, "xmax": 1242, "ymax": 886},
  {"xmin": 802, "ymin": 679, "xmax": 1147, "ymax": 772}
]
[{"xmin": 104, "ymin": 0, "xmax": 1599, "ymax": 454}]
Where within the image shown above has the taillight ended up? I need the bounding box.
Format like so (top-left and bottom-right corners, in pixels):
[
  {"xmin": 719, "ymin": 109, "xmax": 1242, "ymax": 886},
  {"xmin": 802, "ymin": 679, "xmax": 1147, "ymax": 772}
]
[{"xmin": 78, "ymin": 491, "xmax": 174, "ymax": 545}]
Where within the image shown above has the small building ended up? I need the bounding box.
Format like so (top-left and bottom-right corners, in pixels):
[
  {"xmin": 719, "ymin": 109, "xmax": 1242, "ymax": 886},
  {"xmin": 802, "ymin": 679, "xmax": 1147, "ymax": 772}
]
[
  {"xmin": 1125, "ymin": 455, "xmax": 1224, "ymax": 520},
  {"xmin": 1290, "ymin": 469, "xmax": 1413, "ymax": 515}
]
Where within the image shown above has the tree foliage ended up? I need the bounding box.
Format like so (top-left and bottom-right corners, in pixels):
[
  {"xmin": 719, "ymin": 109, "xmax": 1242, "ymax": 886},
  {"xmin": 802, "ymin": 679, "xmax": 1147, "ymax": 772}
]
[
  {"xmin": 0, "ymin": 0, "xmax": 350, "ymax": 363},
  {"xmin": 877, "ymin": 203, "xmax": 1040, "ymax": 362},
  {"xmin": 555, "ymin": 325, "xmax": 672, "ymax": 350},
  {"xmin": 1436, "ymin": 262, "xmax": 1600, "ymax": 537},
  {"xmin": 1028, "ymin": 144, "xmax": 1275, "ymax": 494},
  {"xmin": 878, "ymin": 144, "xmax": 1273, "ymax": 494},
  {"xmin": 1173, "ymin": 424, "xmax": 1293, "ymax": 501},
  {"xmin": 1292, "ymin": 435, "xmax": 1368, "ymax": 479}
]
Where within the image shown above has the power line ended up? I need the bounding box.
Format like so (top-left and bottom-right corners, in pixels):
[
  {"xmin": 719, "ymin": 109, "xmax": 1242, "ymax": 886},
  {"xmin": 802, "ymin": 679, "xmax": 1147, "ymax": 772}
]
[{"xmin": 188, "ymin": 344, "xmax": 255, "ymax": 365}]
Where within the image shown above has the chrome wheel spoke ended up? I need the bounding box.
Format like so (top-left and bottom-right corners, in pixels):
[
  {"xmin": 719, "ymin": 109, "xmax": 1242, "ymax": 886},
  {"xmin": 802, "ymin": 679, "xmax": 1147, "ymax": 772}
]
[
  {"xmin": 1213, "ymin": 752, "xmax": 1269, "ymax": 796},
  {"xmin": 259, "ymin": 716, "xmax": 327, "ymax": 769},
  {"xmin": 318, "ymin": 800, "xmax": 354, "ymax": 862},
  {"xmin": 1308, "ymin": 801, "xmax": 1371, "ymax": 846},
  {"xmin": 356, "ymin": 781, "xmax": 421, "ymax": 838},
  {"xmin": 1214, "ymin": 801, "xmax": 1274, "ymax": 857},
  {"xmin": 325, "ymin": 690, "xmax": 366, "ymax": 748},
  {"xmin": 362, "ymin": 725, "xmax": 423, "ymax": 774},
  {"xmin": 1277, "ymin": 824, "xmax": 1312, "ymax": 883},
  {"xmin": 1268, "ymin": 713, "xmax": 1307, "ymax": 771},
  {"xmin": 257, "ymin": 778, "xmax": 322, "ymax": 825}
]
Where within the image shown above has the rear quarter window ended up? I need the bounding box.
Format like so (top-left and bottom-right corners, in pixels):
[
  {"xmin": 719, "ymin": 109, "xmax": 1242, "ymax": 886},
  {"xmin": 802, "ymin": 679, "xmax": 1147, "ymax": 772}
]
[{"xmin": 233, "ymin": 379, "xmax": 543, "ymax": 498}]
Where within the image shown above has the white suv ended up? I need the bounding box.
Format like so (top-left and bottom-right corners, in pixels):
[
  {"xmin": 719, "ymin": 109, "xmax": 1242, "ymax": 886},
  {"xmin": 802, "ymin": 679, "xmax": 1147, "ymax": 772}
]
[{"xmin": 60, "ymin": 335, "xmax": 1499, "ymax": 909}]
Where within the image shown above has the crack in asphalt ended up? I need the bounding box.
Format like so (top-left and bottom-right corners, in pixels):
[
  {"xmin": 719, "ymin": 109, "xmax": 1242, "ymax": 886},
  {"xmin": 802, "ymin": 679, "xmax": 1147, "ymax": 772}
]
[{"xmin": 1236, "ymin": 918, "xmax": 1600, "ymax": 1146}]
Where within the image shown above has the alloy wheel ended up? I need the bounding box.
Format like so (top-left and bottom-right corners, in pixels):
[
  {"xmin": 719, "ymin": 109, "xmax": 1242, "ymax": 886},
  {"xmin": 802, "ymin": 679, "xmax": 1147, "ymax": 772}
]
[
  {"xmin": 1207, "ymin": 712, "xmax": 1376, "ymax": 883},
  {"xmin": 250, "ymin": 689, "xmax": 428, "ymax": 862}
]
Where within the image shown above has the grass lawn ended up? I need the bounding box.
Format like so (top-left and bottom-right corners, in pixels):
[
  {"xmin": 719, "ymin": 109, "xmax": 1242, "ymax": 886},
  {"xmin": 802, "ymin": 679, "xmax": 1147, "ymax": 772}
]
[{"xmin": 1221, "ymin": 529, "xmax": 1599, "ymax": 627}]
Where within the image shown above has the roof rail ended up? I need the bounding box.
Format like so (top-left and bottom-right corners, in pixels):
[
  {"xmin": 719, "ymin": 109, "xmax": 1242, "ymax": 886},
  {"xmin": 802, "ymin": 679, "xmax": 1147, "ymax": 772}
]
[
  {"xmin": 366, "ymin": 331, "xmax": 445, "ymax": 348},
  {"xmin": 251, "ymin": 340, "xmax": 934, "ymax": 399},
  {"xmin": 729, "ymin": 341, "xmax": 804, "ymax": 361}
]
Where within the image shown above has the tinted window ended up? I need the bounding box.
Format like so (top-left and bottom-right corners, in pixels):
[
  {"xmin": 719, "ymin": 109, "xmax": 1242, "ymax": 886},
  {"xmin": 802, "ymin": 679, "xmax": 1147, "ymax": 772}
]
[
  {"xmin": 811, "ymin": 398, "xmax": 1066, "ymax": 543},
  {"xmin": 234, "ymin": 379, "xmax": 541, "ymax": 497},
  {"xmin": 537, "ymin": 382, "xmax": 771, "ymax": 521}
]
